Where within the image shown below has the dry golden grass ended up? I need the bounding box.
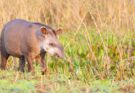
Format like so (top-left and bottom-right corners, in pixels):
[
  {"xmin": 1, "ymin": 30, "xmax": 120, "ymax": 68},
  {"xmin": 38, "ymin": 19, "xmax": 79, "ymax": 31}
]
[{"xmin": 0, "ymin": 0, "xmax": 134, "ymax": 32}]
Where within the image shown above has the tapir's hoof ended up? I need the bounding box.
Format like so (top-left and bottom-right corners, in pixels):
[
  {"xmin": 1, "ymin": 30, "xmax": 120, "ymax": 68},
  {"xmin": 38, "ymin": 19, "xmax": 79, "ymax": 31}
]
[
  {"xmin": 41, "ymin": 68, "xmax": 47, "ymax": 75},
  {"xmin": 18, "ymin": 68, "xmax": 25, "ymax": 73},
  {"xmin": 0, "ymin": 65, "xmax": 7, "ymax": 70},
  {"xmin": 1, "ymin": 67, "xmax": 6, "ymax": 70}
]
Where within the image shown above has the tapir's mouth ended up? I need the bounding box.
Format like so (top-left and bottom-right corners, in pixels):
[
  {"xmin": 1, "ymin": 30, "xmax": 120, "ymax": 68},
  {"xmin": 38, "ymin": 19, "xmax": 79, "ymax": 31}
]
[
  {"xmin": 55, "ymin": 53, "xmax": 64, "ymax": 59},
  {"xmin": 45, "ymin": 48, "xmax": 64, "ymax": 59},
  {"xmin": 55, "ymin": 53, "xmax": 60, "ymax": 58}
]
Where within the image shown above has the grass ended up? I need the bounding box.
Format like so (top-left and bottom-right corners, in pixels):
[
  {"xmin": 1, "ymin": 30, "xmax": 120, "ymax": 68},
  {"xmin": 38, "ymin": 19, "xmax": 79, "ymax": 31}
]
[
  {"xmin": 0, "ymin": 0, "xmax": 135, "ymax": 92},
  {"xmin": 0, "ymin": 28, "xmax": 135, "ymax": 93},
  {"xmin": 1, "ymin": 71, "xmax": 135, "ymax": 93}
]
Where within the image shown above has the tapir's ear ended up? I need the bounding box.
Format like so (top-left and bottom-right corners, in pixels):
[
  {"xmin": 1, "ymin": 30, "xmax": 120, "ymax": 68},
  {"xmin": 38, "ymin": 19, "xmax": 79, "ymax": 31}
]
[
  {"xmin": 40, "ymin": 27, "xmax": 48, "ymax": 35},
  {"xmin": 55, "ymin": 28, "xmax": 63, "ymax": 35}
]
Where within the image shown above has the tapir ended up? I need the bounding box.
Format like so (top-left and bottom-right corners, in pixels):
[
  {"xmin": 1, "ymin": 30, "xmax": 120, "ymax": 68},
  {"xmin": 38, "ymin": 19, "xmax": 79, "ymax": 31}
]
[{"xmin": 0, "ymin": 19, "xmax": 64, "ymax": 74}]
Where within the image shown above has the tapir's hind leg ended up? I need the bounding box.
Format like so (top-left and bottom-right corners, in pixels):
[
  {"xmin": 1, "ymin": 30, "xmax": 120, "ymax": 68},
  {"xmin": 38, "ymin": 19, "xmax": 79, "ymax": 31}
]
[
  {"xmin": 1, "ymin": 53, "xmax": 9, "ymax": 70},
  {"xmin": 19, "ymin": 56, "xmax": 25, "ymax": 72}
]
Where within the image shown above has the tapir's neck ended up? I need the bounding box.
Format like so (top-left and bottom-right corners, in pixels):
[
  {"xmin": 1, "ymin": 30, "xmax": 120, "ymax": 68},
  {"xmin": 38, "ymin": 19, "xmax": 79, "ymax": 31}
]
[{"xmin": 39, "ymin": 40, "xmax": 47, "ymax": 52}]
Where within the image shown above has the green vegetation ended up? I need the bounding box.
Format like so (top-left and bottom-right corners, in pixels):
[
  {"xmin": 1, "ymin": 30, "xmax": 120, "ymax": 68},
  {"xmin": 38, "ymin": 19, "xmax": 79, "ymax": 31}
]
[{"xmin": 1, "ymin": 28, "xmax": 135, "ymax": 93}]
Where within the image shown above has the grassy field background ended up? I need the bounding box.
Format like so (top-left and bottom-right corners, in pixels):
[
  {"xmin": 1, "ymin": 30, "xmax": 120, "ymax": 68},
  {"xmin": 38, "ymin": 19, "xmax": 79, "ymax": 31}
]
[{"xmin": 1, "ymin": 0, "xmax": 135, "ymax": 93}]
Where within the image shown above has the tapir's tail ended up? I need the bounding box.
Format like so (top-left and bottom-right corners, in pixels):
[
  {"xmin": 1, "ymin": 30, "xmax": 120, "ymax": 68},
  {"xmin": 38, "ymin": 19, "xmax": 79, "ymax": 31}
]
[{"xmin": 0, "ymin": 28, "xmax": 4, "ymax": 52}]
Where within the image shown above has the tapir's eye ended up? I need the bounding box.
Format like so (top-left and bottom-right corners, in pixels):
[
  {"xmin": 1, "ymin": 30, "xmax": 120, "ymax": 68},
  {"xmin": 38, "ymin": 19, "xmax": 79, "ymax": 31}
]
[{"xmin": 49, "ymin": 43, "xmax": 55, "ymax": 47}]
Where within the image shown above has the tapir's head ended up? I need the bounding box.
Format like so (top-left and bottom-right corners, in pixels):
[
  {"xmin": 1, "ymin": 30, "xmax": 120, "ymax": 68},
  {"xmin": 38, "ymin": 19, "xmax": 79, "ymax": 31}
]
[{"xmin": 37, "ymin": 26, "xmax": 64, "ymax": 59}]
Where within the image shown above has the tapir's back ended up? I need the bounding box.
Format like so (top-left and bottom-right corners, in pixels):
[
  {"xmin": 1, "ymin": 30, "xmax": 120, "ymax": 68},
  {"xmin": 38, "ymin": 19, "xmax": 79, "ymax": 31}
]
[{"xmin": 1, "ymin": 19, "xmax": 40, "ymax": 57}]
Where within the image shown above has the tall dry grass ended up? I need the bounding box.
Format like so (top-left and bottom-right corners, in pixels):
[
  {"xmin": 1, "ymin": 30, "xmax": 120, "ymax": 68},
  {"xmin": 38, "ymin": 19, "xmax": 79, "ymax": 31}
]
[{"xmin": 0, "ymin": 0, "xmax": 135, "ymax": 32}]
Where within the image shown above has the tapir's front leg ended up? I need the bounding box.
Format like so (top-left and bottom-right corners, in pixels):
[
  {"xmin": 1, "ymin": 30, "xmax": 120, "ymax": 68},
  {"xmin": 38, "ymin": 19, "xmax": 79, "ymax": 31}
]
[
  {"xmin": 40, "ymin": 52, "xmax": 47, "ymax": 75},
  {"xmin": 25, "ymin": 55, "xmax": 34, "ymax": 72}
]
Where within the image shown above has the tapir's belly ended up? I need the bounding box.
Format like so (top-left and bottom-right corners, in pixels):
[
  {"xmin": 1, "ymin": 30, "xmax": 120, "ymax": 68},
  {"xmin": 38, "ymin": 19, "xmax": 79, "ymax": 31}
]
[
  {"xmin": 4, "ymin": 32, "xmax": 40, "ymax": 57},
  {"xmin": 5, "ymin": 40, "xmax": 23, "ymax": 57},
  {"xmin": 4, "ymin": 31, "xmax": 24, "ymax": 57}
]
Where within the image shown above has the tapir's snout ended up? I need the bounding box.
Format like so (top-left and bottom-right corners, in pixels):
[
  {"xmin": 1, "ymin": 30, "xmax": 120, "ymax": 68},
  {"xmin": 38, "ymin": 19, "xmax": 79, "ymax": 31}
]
[
  {"xmin": 57, "ymin": 52, "xmax": 64, "ymax": 59},
  {"xmin": 56, "ymin": 46, "xmax": 64, "ymax": 59}
]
